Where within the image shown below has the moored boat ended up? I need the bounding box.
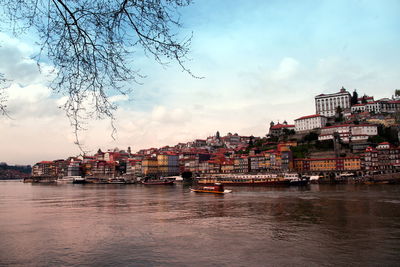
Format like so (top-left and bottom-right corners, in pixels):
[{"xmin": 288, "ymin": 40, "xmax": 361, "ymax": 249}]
[
  {"xmin": 72, "ymin": 177, "xmax": 87, "ymax": 184},
  {"xmin": 197, "ymin": 177, "xmax": 290, "ymax": 186},
  {"xmin": 196, "ymin": 173, "xmax": 313, "ymax": 186},
  {"xmin": 56, "ymin": 176, "xmax": 77, "ymax": 184},
  {"xmin": 191, "ymin": 183, "xmax": 232, "ymax": 194},
  {"xmin": 141, "ymin": 178, "xmax": 175, "ymax": 185},
  {"xmin": 284, "ymin": 173, "xmax": 309, "ymax": 186}
]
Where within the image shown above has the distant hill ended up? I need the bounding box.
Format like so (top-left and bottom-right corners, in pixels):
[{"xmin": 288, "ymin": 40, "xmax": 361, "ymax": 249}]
[{"xmin": 0, "ymin": 163, "xmax": 31, "ymax": 180}]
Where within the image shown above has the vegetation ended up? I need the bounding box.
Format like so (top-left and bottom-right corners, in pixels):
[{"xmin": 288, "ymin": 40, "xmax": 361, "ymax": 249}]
[
  {"xmin": 291, "ymin": 144, "xmax": 311, "ymax": 158},
  {"xmin": 314, "ymin": 140, "xmax": 334, "ymax": 150},
  {"xmin": 0, "ymin": 163, "xmax": 31, "ymax": 179},
  {"xmin": 351, "ymin": 90, "xmax": 358, "ymax": 105},
  {"xmin": 335, "ymin": 106, "xmax": 344, "ymax": 122}
]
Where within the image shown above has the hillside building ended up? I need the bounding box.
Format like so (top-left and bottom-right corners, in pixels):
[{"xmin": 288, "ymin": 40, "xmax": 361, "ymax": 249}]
[
  {"xmin": 294, "ymin": 114, "xmax": 328, "ymax": 132},
  {"xmin": 315, "ymin": 87, "xmax": 351, "ymax": 117}
]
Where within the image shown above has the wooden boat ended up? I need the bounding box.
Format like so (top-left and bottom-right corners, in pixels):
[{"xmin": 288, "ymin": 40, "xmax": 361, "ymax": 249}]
[
  {"xmin": 141, "ymin": 179, "xmax": 175, "ymax": 185},
  {"xmin": 191, "ymin": 183, "xmax": 232, "ymax": 194}
]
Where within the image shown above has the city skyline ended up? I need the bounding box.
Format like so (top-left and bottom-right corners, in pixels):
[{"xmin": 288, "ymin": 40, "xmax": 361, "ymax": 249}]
[{"xmin": 0, "ymin": 0, "xmax": 399, "ymax": 164}]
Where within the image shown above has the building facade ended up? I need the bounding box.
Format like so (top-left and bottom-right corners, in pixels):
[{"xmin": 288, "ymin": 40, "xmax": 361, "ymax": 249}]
[
  {"xmin": 157, "ymin": 153, "xmax": 179, "ymax": 176},
  {"xmin": 318, "ymin": 124, "xmax": 378, "ymax": 143},
  {"xmin": 294, "ymin": 114, "xmax": 328, "ymax": 132},
  {"xmin": 363, "ymin": 143, "xmax": 400, "ymax": 172},
  {"xmin": 315, "ymin": 87, "xmax": 351, "ymax": 117},
  {"xmin": 294, "ymin": 157, "xmax": 361, "ymax": 172},
  {"xmin": 269, "ymin": 121, "xmax": 295, "ymax": 137}
]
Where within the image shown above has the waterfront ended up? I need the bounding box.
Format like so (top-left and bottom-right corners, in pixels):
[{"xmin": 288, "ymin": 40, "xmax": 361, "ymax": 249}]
[{"xmin": 1, "ymin": 181, "xmax": 400, "ymax": 266}]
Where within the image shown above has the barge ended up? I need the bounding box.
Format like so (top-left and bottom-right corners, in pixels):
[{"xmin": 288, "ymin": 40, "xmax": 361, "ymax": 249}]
[{"xmin": 197, "ymin": 173, "xmax": 308, "ymax": 186}]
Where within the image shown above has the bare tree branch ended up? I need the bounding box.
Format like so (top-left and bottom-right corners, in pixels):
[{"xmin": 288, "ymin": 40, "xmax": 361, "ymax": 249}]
[
  {"xmin": 0, "ymin": 0, "xmax": 196, "ymax": 150},
  {"xmin": 0, "ymin": 74, "xmax": 10, "ymax": 118}
]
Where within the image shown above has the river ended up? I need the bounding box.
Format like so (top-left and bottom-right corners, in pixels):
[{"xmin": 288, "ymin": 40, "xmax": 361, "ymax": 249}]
[{"xmin": 1, "ymin": 181, "xmax": 400, "ymax": 266}]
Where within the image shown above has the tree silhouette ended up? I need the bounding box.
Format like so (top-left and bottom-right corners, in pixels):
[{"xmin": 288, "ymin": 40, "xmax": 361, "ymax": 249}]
[
  {"xmin": 1, "ymin": 0, "xmax": 195, "ymax": 150},
  {"xmin": 0, "ymin": 74, "xmax": 9, "ymax": 117},
  {"xmin": 351, "ymin": 90, "xmax": 358, "ymax": 105}
]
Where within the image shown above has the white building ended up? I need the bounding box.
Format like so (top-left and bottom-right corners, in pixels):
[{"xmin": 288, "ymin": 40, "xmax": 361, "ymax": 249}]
[
  {"xmin": 318, "ymin": 124, "xmax": 378, "ymax": 143},
  {"xmin": 351, "ymin": 103, "xmax": 366, "ymax": 113},
  {"xmin": 365, "ymin": 101, "xmax": 381, "ymax": 113},
  {"xmin": 315, "ymin": 87, "xmax": 351, "ymax": 117},
  {"xmin": 294, "ymin": 114, "xmax": 327, "ymax": 132},
  {"xmin": 350, "ymin": 99, "xmax": 400, "ymax": 114},
  {"xmin": 378, "ymin": 99, "xmax": 400, "ymax": 113}
]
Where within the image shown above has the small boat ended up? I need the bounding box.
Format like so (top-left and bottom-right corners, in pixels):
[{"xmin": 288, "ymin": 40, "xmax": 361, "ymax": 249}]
[
  {"xmin": 107, "ymin": 178, "xmax": 126, "ymax": 184},
  {"xmin": 72, "ymin": 177, "xmax": 87, "ymax": 184},
  {"xmin": 191, "ymin": 183, "xmax": 232, "ymax": 194},
  {"xmin": 56, "ymin": 176, "xmax": 77, "ymax": 184},
  {"xmin": 142, "ymin": 178, "xmax": 175, "ymax": 185}
]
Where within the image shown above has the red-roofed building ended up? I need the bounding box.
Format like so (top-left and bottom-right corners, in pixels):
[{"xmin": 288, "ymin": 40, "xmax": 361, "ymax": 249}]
[
  {"xmin": 268, "ymin": 121, "xmax": 295, "ymax": 137},
  {"xmin": 357, "ymin": 96, "xmax": 374, "ymax": 104},
  {"xmin": 126, "ymin": 159, "xmax": 142, "ymax": 176},
  {"xmin": 157, "ymin": 153, "xmax": 179, "ymax": 176},
  {"xmin": 221, "ymin": 160, "xmax": 234, "ymax": 173},
  {"xmin": 32, "ymin": 161, "xmax": 56, "ymax": 177},
  {"xmin": 294, "ymin": 114, "xmax": 327, "ymax": 132},
  {"xmin": 249, "ymin": 154, "xmax": 265, "ymax": 172},
  {"xmin": 319, "ymin": 124, "xmax": 377, "ymax": 143},
  {"xmin": 198, "ymin": 160, "xmax": 221, "ymax": 174},
  {"xmin": 294, "ymin": 157, "xmax": 361, "ymax": 172},
  {"xmin": 234, "ymin": 156, "xmax": 249, "ymax": 173},
  {"xmin": 363, "ymin": 143, "xmax": 400, "ymax": 172},
  {"xmin": 351, "ymin": 103, "xmax": 367, "ymax": 113},
  {"xmin": 379, "ymin": 99, "xmax": 400, "ymax": 113}
]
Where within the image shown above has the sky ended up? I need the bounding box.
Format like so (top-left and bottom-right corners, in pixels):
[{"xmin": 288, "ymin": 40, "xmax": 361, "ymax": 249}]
[{"xmin": 0, "ymin": 0, "xmax": 399, "ymax": 165}]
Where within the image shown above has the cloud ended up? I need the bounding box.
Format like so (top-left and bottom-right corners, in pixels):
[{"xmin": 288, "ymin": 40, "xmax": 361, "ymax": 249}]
[
  {"xmin": 0, "ymin": 40, "xmax": 43, "ymax": 86},
  {"xmin": 109, "ymin": 94, "xmax": 130, "ymax": 103},
  {"xmin": 270, "ymin": 57, "xmax": 300, "ymax": 81}
]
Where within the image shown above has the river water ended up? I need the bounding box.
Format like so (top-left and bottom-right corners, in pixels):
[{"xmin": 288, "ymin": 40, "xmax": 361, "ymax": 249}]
[{"xmin": 1, "ymin": 181, "xmax": 400, "ymax": 266}]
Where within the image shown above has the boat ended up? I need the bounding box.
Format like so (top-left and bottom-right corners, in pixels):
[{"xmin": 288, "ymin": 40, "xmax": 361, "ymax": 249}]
[
  {"xmin": 72, "ymin": 177, "xmax": 87, "ymax": 184},
  {"xmin": 197, "ymin": 177, "xmax": 290, "ymax": 186},
  {"xmin": 56, "ymin": 176, "xmax": 77, "ymax": 184},
  {"xmin": 164, "ymin": 175, "xmax": 183, "ymax": 181},
  {"xmin": 141, "ymin": 178, "xmax": 175, "ymax": 185},
  {"xmin": 107, "ymin": 178, "xmax": 126, "ymax": 184},
  {"xmin": 196, "ymin": 173, "xmax": 301, "ymax": 186},
  {"xmin": 191, "ymin": 183, "xmax": 232, "ymax": 194},
  {"xmin": 308, "ymin": 175, "xmax": 321, "ymax": 184},
  {"xmin": 284, "ymin": 173, "xmax": 309, "ymax": 186}
]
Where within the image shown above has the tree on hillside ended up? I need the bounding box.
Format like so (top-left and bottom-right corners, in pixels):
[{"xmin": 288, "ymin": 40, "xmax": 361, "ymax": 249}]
[
  {"xmin": 351, "ymin": 90, "xmax": 358, "ymax": 105},
  {"xmin": 0, "ymin": 0, "xmax": 195, "ymax": 149},
  {"xmin": 361, "ymin": 95, "xmax": 368, "ymax": 104},
  {"xmin": 302, "ymin": 131, "xmax": 318, "ymax": 143},
  {"xmin": 249, "ymin": 135, "xmax": 254, "ymax": 147},
  {"xmin": 335, "ymin": 106, "xmax": 344, "ymax": 122}
]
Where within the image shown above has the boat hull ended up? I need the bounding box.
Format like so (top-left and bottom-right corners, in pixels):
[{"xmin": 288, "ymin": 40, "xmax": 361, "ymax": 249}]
[
  {"xmin": 190, "ymin": 189, "xmax": 232, "ymax": 194},
  {"xmin": 142, "ymin": 180, "xmax": 175, "ymax": 185}
]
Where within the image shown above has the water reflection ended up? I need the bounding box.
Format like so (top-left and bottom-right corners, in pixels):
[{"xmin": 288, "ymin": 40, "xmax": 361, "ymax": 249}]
[{"xmin": 1, "ymin": 181, "xmax": 400, "ymax": 266}]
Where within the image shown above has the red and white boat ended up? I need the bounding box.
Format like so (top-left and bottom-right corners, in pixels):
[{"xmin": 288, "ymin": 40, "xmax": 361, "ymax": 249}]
[{"xmin": 191, "ymin": 183, "xmax": 232, "ymax": 194}]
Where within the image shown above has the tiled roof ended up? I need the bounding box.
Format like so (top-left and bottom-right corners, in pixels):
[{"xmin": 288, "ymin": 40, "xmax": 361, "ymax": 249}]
[
  {"xmin": 270, "ymin": 123, "xmax": 295, "ymax": 129},
  {"xmin": 295, "ymin": 114, "xmax": 324, "ymax": 121}
]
